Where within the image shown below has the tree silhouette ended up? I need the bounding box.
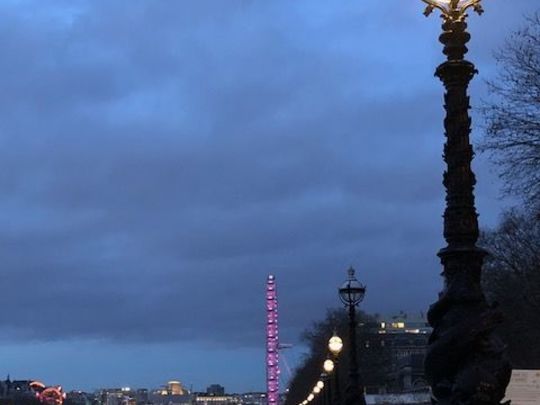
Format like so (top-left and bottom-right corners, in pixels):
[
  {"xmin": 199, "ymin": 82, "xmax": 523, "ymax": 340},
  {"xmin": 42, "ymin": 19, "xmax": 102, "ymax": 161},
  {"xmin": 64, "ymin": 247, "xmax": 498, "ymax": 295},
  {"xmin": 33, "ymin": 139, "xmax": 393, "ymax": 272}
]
[{"xmin": 480, "ymin": 12, "xmax": 540, "ymax": 213}]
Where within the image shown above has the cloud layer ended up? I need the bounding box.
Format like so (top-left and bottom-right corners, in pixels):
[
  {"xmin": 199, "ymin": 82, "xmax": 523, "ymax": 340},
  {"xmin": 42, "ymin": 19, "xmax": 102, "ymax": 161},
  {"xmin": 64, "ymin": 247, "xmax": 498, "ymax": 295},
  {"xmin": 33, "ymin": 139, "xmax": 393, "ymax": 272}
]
[{"xmin": 0, "ymin": 0, "xmax": 536, "ymax": 391}]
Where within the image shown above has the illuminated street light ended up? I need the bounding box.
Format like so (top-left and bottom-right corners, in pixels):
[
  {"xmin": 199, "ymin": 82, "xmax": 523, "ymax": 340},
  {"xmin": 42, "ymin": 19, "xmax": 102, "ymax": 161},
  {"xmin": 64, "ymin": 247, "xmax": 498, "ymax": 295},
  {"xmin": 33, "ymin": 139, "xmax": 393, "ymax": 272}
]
[
  {"xmin": 323, "ymin": 359, "xmax": 334, "ymax": 373},
  {"xmin": 338, "ymin": 267, "xmax": 366, "ymax": 405},
  {"xmin": 419, "ymin": 1, "xmax": 511, "ymax": 404},
  {"xmin": 327, "ymin": 332, "xmax": 343, "ymax": 405},
  {"xmin": 328, "ymin": 334, "xmax": 343, "ymax": 357}
]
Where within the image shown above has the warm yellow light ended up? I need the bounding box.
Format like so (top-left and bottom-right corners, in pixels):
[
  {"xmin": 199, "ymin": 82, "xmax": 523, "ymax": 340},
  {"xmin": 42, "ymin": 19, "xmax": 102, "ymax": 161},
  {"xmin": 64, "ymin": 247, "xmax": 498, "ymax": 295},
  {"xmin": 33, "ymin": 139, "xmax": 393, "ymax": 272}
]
[
  {"xmin": 328, "ymin": 334, "xmax": 343, "ymax": 355},
  {"xmin": 323, "ymin": 359, "xmax": 335, "ymax": 373},
  {"xmin": 313, "ymin": 387, "xmax": 321, "ymax": 394},
  {"xmin": 307, "ymin": 394, "xmax": 315, "ymax": 402},
  {"xmin": 316, "ymin": 381, "xmax": 324, "ymax": 390}
]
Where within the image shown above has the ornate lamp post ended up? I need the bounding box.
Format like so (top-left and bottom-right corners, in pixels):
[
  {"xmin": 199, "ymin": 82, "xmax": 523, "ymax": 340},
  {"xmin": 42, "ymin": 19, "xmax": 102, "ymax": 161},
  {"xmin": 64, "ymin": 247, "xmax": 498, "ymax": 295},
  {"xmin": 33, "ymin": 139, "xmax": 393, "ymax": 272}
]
[
  {"xmin": 328, "ymin": 333, "xmax": 343, "ymax": 405},
  {"xmin": 419, "ymin": 1, "xmax": 511, "ymax": 404},
  {"xmin": 338, "ymin": 268, "xmax": 366, "ymax": 405}
]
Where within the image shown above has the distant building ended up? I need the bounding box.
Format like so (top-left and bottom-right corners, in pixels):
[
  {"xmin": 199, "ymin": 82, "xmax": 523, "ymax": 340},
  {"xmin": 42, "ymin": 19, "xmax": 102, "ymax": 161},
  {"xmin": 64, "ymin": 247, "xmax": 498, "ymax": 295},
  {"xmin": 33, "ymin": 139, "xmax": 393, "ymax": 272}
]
[
  {"xmin": 375, "ymin": 311, "xmax": 432, "ymax": 392},
  {"xmin": 66, "ymin": 391, "xmax": 93, "ymax": 405},
  {"xmin": 0, "ymin": 379, "xmax": 67, "ymax": 405},
  {"xmin": 167, "ymin": 382, "xmax": 184, "ymax": 396},
  {"xmin": 238, "ymin": 392, "xmax": 266, "ymax": 405},
  {"xmin": 148, "ymin": 393, "xmax": 192, "ymax": 405},
  {"xmin": 95, "ymin": 388, "xmax": 134, "ymax": 405},
  {"xmin": 206, "ymin": 385, "xmax": 225, "ymax": 396},
  {"xmin": 134, "ymin": 389, "xmax": 149, "ymax": 405},
  {"xmin": 195, "ymin": 394, "xmax": 239, "ymax": 405},
  {"xmin": 0, "ymin": 379, "xmax": 34, "ymax": 397}
]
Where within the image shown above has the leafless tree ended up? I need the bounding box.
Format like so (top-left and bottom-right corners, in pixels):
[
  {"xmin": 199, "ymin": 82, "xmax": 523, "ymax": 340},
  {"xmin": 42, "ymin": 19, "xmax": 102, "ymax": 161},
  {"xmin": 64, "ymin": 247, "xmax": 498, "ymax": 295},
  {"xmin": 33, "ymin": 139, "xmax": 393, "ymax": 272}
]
[
  {"xmin": 481, "ymin": 210, "xmax": 540, "ymax": 368},
  {"xmin": 480, "ymin": 12, "xmax": 540, "ymax": 213}
]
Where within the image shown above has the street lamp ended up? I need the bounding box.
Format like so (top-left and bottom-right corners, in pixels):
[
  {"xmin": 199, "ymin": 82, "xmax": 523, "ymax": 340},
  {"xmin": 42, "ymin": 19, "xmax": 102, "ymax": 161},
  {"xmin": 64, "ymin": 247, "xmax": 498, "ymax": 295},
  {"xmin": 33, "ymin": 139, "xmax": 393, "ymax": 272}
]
[
  {"xmin": 338, "ymin": 267, "xmax": 366, "ymax": 405},
  {"xmin": 419, "ymin": 1, "xmax": 511, "ymax": 405},
  {"xmin": 323, "ymin": 359, "xmax": 335, "ymax": 374},
  {"xmin": 328, "ymin": 335, "xmax": 343, "ymax": 356},
  {"xmin": 327, "ymin": 333, "xmax": 343, "ymax": 405}
]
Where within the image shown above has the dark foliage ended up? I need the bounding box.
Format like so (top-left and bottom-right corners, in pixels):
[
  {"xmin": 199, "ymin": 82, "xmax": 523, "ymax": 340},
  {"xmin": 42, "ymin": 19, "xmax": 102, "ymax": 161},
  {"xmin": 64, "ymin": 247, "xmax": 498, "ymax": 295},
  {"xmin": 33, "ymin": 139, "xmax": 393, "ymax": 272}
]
[{"xmin": 481, "ymin": 210, "xmax": 540, "ymax": 368}]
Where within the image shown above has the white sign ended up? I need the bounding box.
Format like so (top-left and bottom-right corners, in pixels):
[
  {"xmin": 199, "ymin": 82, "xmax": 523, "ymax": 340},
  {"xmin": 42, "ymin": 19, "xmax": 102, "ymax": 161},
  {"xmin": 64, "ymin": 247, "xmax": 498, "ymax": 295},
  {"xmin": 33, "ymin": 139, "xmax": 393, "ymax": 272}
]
[{"xmin": 504, "ymin": 370, "xmax": 540, "ymax": 405}]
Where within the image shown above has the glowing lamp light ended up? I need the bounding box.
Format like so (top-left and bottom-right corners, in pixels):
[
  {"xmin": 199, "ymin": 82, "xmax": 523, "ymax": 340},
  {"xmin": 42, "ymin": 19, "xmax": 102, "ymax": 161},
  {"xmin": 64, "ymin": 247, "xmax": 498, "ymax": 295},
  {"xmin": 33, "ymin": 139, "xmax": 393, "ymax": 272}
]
[
  {"xmin": 323, "ymin": 358, "xmax": 335, "ymax": 373},
  {"xmin": 339, "ymin": 267, "xmax": 366, "ymax": 306},
  {"xmin": 328, "ymin": 334, "xmax": 343, "ymax": 356},
  {"xmin": 316, "ymin": 381, "xmax": 324, "ymax": 390},
  {"xmin": 307, "ymin": 394, "xmax": 315, "ymax": 402},
  {"xmin": 313, "ymin": 386, "xmax": 321, "ymax": 394}
]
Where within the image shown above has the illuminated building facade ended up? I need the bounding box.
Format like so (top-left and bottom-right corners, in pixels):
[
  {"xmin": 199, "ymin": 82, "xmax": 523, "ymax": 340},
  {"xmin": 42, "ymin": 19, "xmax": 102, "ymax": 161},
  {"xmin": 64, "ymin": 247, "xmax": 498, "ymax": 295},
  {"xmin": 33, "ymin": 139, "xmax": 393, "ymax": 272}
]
[
  {"xmin": 375, "ymin": 312, "xmax": 432, "ymax": 392},
  {"xmin": 167, "ymin": 382, "xmax": 184, "ymax": 396},
  {"xmin": 239, "ymin": 392, "xmax": 267, "ymax": 405},
  {"xmin": 195, "ymin": 394, "xmax": 240, "ymax": 405}
]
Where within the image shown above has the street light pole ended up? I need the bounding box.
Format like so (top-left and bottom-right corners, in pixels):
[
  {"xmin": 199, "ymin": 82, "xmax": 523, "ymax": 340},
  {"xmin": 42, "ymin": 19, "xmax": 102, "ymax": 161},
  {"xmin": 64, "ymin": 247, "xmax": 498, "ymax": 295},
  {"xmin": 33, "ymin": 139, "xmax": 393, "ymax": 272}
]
[
  {"xmin": 333, "ymin": 357, "xmax": 341, "ymax": 405},
  {"xmin": 321, "ymin": 373, "xmax": 330, "ymax": 405},
  {"xmin": 419, "ymin": 1, "xmax": 512, "ymax": 404},
  {"xmin": 328, "ymin": 334, "xmax": 343, "ymax": 405},
  {"xmin": 338, "ymin": 268, "xmax": 366, "ymax": 405}
]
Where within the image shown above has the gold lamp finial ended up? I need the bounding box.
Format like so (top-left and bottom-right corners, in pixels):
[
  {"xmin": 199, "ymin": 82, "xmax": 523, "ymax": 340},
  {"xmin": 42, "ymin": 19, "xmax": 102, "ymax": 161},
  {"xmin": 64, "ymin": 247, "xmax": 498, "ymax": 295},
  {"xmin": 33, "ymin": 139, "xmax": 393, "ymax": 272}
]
[{"xmin": 421, "ymin": 0, "xmax": 483, "ymax": 22}]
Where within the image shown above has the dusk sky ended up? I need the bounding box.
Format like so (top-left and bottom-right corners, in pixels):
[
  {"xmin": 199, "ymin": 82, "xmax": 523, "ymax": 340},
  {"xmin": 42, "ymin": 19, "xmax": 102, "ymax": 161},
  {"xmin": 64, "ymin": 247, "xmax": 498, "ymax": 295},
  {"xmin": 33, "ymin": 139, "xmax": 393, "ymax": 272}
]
[{"xmin": 0, "ymin": 0, "xmax": 537, "ymax": 395}]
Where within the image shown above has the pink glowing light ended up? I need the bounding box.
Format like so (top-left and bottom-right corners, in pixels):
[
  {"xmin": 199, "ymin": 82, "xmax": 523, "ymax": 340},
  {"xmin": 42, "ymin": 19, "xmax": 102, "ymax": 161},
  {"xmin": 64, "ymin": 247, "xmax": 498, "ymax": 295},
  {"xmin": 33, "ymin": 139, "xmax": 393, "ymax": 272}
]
[{"xmin": 266, "ymin": 275, "xmax": 280, "ymax": 405}]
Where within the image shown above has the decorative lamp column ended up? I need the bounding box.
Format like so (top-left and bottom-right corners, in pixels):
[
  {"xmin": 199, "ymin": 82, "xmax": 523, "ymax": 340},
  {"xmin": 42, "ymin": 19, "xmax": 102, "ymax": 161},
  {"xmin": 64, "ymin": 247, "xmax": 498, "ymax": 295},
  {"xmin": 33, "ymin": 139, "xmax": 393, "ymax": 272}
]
[
  {"xmin": 420, "ymin": 1, "xmax": 511, "ymax": 404},
  {"xmin": 338, "ymin": 268, "xmax": 367, "ymax": 405}
]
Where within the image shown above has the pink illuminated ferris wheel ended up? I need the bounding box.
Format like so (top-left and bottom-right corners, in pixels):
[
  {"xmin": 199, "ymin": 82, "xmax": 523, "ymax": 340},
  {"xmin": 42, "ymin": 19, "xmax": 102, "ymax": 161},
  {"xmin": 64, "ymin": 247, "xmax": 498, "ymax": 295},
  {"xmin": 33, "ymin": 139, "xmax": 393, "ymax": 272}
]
[{"xmin": 266, "ymin": 275, "xmax": 279, "ymax": 405}]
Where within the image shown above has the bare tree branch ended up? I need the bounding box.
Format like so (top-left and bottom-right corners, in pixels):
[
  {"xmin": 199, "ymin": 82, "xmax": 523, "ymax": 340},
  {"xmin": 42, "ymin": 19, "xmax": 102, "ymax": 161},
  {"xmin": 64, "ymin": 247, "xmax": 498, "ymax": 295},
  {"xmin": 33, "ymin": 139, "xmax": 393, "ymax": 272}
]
[{"xmin": 480, "ymin": 12, "xmax": 540, "ymax": 213}]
